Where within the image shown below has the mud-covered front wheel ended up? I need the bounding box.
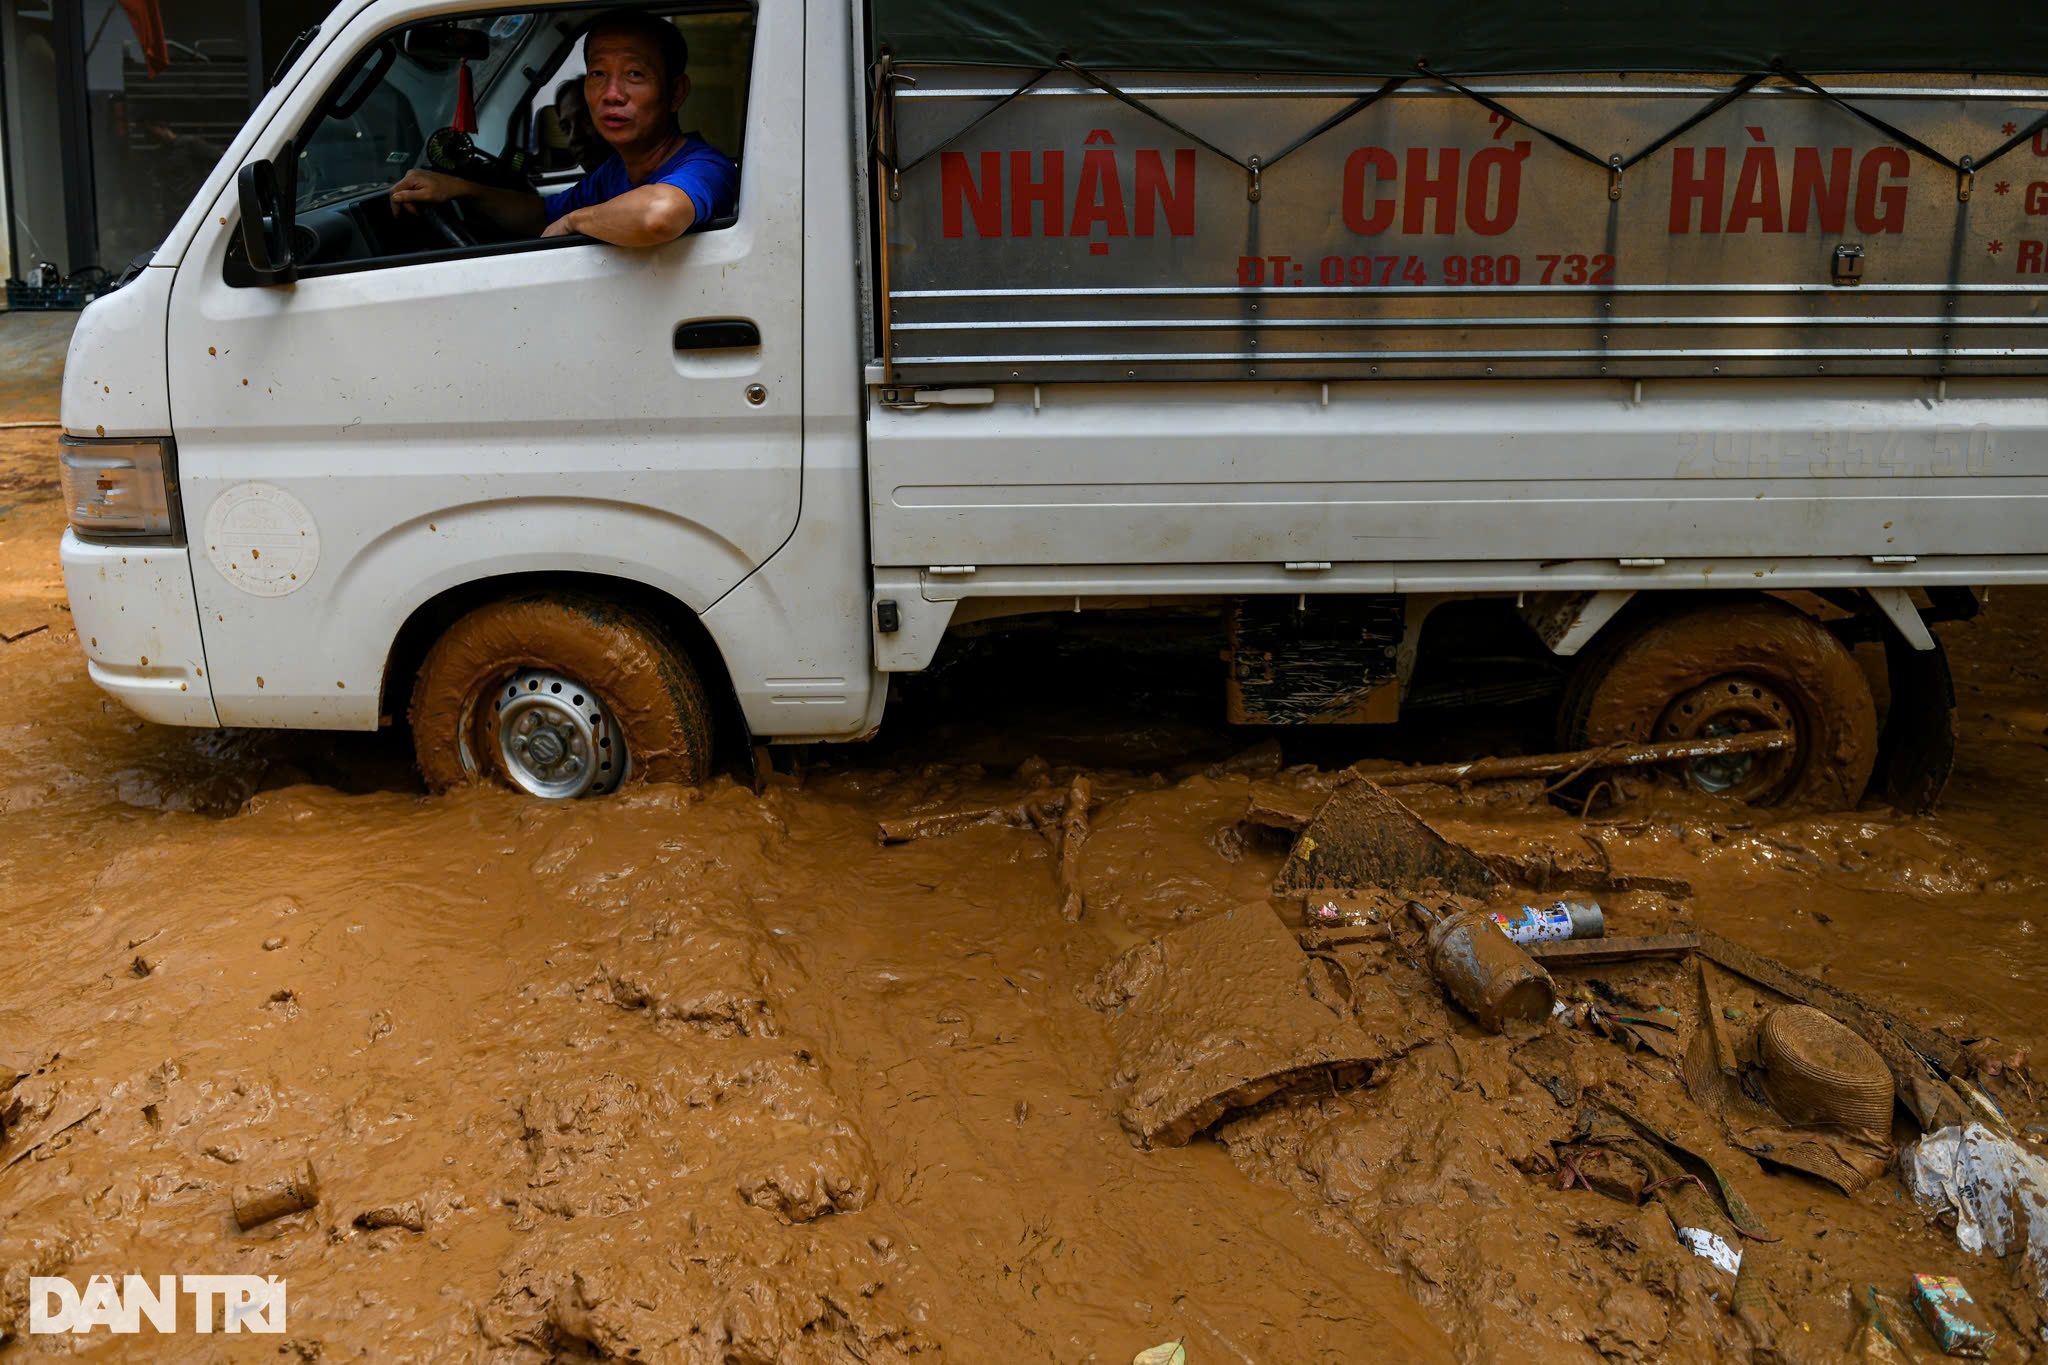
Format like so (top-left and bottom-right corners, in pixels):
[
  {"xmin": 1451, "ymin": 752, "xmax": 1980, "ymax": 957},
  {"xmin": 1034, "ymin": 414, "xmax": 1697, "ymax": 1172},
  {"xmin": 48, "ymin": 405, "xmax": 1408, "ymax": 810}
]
[
  {"xmin": 1558, "ymin": 600, "xmax": 1879, "ymax": 808},
  {"xmin": 409, "ymin": 595, "xmax": 713, "ymax": 796}
]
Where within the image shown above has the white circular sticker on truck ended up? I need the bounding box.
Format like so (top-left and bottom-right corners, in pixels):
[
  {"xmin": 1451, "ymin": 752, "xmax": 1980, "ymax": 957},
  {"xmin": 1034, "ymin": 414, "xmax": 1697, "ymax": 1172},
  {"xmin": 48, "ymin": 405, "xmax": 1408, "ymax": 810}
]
[{"xmin": 203, "ymin": 483, "xmax": 320, "ymax": 597}]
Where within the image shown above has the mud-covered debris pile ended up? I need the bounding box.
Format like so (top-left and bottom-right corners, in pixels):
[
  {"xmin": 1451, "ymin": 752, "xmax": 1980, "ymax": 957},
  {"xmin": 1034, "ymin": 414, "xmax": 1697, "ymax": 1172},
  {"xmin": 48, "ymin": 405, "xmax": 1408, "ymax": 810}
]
[
  {"xmin": 2, "ymin": 424, "xmax": 2048, "ymax": 1359},
  {"xmin": 1194, "ymin": 775, "xmax": 2048, "ymax": 1361}
]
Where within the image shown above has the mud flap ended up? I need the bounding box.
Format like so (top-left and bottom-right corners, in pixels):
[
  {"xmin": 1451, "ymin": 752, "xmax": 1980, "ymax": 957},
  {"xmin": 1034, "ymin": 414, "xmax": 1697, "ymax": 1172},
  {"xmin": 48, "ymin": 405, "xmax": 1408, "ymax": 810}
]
[{"xmin": 1873, "ymin": 631, "xmax": 1956, "ymax": 814}]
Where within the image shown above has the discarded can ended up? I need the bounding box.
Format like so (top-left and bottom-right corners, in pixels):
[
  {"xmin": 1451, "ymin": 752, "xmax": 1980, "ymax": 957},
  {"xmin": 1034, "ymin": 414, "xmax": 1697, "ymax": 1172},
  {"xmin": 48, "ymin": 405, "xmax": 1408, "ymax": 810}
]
[
  {"xmin": 232, "ymin": 1161, "xmax": 321, "ymax": 1231},
  {"xmin": 1488, "ymin": 900, "xmax": 1605, "ymax": 944},
  {"xmin": 1407, "ymin": 901, "xmax": 1557, "ymax": 1033},
  {"xmin": 1909, "ymin": 1273, "xmax": 1996, "ymax": 1357}
]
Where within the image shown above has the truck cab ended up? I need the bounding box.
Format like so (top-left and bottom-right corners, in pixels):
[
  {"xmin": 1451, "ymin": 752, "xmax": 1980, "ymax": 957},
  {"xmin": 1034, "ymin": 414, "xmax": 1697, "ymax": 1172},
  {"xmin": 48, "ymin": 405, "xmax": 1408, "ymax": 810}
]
[{"xmin": 62, "ymin": 0, "xmax": 879, "ymax": 798}]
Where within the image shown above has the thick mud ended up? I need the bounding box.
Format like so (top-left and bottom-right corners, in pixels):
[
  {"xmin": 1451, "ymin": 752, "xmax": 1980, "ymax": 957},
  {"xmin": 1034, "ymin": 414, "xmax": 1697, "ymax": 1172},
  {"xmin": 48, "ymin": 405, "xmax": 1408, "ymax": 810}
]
[{"xmin": 3, "ymin": 419, "xmax": 2047, "ymax": 1361}]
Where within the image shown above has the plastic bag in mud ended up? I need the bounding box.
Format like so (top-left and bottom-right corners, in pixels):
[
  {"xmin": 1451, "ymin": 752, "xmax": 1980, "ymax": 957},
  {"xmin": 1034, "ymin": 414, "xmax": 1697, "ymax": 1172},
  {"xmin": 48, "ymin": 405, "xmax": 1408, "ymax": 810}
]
[{"xmin": 1902, "ymin": 1122, "xmax": 2048, "ymax": 1301}]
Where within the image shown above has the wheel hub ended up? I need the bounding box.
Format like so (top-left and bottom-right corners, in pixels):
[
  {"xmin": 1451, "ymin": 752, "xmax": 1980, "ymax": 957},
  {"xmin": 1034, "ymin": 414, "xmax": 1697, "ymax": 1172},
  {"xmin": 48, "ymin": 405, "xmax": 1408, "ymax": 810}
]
[
  {"xmin": 1654, "ymin": 675, "xmax": 1797, "ymax": 801},
  {"xmin": 490, "ymin": 670, "xmax": 624, "ymax": 799}
]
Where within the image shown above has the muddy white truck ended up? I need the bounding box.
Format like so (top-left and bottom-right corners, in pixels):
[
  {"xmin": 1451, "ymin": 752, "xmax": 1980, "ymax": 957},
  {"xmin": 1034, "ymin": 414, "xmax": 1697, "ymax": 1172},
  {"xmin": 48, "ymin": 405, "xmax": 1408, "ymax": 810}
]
[{"xmin": 53, "ymin": 0, "xmax": 2048, "ymax": 806}]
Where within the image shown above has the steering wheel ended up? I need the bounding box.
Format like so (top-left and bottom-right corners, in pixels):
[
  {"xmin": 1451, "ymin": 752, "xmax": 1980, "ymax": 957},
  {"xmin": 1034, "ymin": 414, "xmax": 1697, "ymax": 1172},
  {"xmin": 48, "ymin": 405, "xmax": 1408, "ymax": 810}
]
[{"xmin": 419, "ymin": 198, "xmax": 476, "ymax": 249}]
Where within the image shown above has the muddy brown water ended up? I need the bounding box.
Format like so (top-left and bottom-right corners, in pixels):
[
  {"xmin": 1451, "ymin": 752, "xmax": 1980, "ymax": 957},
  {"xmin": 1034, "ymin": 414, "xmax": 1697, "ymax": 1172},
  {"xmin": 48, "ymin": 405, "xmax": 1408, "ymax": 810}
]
[{"xmin": 2, "ymin": 423, "xmax": 2046, "ymax": 1361}]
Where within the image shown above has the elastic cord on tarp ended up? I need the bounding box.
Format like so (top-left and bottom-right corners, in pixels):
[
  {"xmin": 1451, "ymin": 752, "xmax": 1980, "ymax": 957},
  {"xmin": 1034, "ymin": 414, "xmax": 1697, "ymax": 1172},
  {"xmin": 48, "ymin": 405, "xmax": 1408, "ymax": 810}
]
[
  {"xmin": 1059, "ymin": 58, "xmax": 1408, "ymax": 200},
  {"xmin": 1418, "ymin": 65, "xmax": 1765, "ymax": 199},
  {"xmin": 1773, "ymin": 62, "xmax": 2048, "ymax": 199},
  {"xmin": 874, "ymin": 51, "xmax": 1056, "ymax": 200},
  {"xmin": 873, "ymin": 52, "xmax": 2048, "ymax": 208},
  {"xmin": 874, "ymin": 49, "xmax": 1406, "ymax": 203}
]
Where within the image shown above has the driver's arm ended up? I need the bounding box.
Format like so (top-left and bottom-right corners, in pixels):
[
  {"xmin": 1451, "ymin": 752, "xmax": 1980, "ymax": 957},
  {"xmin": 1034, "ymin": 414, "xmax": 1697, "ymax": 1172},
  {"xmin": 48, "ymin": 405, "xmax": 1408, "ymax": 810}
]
[
  {"xmin": 540, "ymin": 183, "xmax": 696, "ymax": 247},
  {"xmin": 389, "ymin": 169, "xmax": 545, "ymax": 236}
]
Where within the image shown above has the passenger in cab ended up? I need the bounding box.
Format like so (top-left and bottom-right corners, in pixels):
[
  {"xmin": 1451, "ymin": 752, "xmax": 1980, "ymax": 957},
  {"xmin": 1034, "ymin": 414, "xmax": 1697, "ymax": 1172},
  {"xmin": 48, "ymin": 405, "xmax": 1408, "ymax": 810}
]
[
  {"xmin": 552, "ymin": 78, "xmax": 607, "ymax": 173},
  {"xmin": 388, "ymin": 10, "xmax": 737, "ymax": 246}
]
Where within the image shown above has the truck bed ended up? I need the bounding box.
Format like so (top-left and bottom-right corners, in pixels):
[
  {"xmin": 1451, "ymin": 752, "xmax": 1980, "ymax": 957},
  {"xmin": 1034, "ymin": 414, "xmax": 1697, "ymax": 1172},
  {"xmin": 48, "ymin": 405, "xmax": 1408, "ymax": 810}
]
[{"xmin": 880, "ymin": 71, "xmax": 2048, "ymax": 383}]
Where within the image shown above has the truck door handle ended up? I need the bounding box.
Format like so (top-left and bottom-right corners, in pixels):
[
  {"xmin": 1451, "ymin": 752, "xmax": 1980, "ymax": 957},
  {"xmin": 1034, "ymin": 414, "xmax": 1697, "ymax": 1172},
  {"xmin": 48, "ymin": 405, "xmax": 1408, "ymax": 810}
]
[{"xmin": 673, "ymin": 319, "xmax": 760, "ymax": 350}]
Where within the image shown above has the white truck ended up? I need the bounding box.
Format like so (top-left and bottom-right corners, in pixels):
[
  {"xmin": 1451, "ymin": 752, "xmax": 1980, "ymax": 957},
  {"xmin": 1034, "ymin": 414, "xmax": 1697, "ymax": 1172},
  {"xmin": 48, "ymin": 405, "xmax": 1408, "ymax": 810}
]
[{"xmin": 54, "ymin": 0, "xmax": 2048, "ymax": 806}]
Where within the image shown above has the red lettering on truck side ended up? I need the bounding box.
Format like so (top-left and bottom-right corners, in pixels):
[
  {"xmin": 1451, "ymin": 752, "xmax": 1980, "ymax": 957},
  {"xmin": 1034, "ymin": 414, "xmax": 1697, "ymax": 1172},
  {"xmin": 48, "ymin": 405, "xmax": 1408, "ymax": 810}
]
[
  {"xmin": 1341, "ymin": 148, "xmax": 1397, "ymax": 234},
  {"xmin": 939, "ymin": 147, "xmax": 1196, "ymax": 240},
  {"xmin": 1341, "ymin": 144, "xmax": 1527, "ymax": 236},
  {"xmin": 2028, "ymin": 182, "xmax": 2048, "ymax": 214},
  {"xmin": 1011, "ymin": 150, "xmax": 1065, "ymax": 237},
  {"xmin": 1670, "ymin": 143, "xmax": 1908, "ymax": 233},
  {"xmin": 1726, "ymin": 145, "xmax": 1784, "ymax": 233},
  {"xmin": 1788, "ymin": 147, "xmax": 1851, "ymax": 233},
  {"xmin": 1403, "ymin": 147, "xmax": 1462, "ymax": 234},
  {"xmin": 1464, "ymin": 141, "xmax": 1530, "ymax": 236},
  {"xmin": 1135, "ymin": 150, "xmax": 1196, "ymax": 235},
  {"xmin": 1855, "ymin": 148, "xmax": 1910, "ymax": 233},
  {"xmin": 1670, "ymin": 147, "xmax": 1727, "ymax": 233},
  {"xmin": 940, "ymin": 151, "xmax": 1002, "ymax": 239},
  {"xmin": 1071, "ymin": 149, "xmax": 1129, "ymax": 237}
]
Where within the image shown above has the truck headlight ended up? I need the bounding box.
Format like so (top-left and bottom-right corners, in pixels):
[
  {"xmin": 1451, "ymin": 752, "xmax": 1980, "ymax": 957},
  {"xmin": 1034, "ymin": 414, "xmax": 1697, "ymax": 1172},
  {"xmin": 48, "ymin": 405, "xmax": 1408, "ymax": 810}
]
[{"xmin": 58, "ymin": 436, "xmax": 180, "ymax": 541}]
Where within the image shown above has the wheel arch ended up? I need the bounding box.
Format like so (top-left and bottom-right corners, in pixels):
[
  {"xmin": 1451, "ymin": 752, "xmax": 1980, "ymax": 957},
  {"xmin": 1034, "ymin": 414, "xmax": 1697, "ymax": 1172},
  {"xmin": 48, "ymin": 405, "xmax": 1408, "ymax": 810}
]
[
  {"xmin": 379, "ymin": 571, "xmax": 753, "ymax": 768},
  {"xmin": 1554, "ymin": 586, "xmax": 1969, "ymax": 810},
  {"xmin": 1550, "ymin": 584, "xmax": 1972, "ymax": 657},
  {"xmin": 1557, "ymin": 592, "xmax": 1881, "ymax": 807}
]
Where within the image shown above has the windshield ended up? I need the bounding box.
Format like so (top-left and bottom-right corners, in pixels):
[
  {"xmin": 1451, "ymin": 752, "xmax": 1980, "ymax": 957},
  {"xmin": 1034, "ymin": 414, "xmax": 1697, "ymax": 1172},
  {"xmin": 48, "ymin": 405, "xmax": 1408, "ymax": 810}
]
[{"xmin": 295, "ymin": 13, "xmax": 536, "ymax": 212}]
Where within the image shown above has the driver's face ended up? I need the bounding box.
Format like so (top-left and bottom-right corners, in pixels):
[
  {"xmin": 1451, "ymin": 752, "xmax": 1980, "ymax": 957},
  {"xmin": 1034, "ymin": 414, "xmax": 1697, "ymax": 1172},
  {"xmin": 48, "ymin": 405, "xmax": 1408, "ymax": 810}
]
[{"xmin": 583, "ymin": 33, "xmax": 684, "ymax": 152}]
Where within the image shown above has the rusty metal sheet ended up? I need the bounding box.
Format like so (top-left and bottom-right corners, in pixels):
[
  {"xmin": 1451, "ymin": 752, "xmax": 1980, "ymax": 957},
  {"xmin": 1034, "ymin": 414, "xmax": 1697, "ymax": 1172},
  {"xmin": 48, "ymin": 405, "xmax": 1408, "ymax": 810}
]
[{"xmin": 1271, "ymin": 779, "xmax": 1499, "ymax": 897}]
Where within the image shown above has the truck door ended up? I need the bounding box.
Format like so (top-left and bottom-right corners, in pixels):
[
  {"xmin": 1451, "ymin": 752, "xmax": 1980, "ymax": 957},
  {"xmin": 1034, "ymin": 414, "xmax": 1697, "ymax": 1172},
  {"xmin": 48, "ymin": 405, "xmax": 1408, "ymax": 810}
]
[{"xmin": 163, "ymin": 2, "xmax": 799, "ymax": 728}]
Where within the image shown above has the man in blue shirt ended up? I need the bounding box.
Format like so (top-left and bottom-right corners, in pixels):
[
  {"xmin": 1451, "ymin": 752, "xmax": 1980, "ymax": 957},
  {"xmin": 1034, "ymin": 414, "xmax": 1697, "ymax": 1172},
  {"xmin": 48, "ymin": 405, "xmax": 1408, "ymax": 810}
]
[{"xmin": 389, "ymin": 10, "xmax": 737, "ymax": 247}]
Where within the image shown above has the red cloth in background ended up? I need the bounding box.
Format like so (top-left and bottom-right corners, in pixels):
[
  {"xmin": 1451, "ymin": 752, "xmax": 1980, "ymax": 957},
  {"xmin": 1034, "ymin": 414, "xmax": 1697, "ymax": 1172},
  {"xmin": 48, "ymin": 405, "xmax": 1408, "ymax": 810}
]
[{"xmin": 121, "ymin": 0, "xmax": 169, "ymax": 77}]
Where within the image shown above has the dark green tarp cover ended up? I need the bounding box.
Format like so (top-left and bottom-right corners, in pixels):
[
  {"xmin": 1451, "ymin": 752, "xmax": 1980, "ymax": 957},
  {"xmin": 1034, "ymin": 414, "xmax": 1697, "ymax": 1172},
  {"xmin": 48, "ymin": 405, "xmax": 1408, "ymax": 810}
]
[{"xmin": 872, "ymin": 0, "xmax": 2048, "ymax": 77}]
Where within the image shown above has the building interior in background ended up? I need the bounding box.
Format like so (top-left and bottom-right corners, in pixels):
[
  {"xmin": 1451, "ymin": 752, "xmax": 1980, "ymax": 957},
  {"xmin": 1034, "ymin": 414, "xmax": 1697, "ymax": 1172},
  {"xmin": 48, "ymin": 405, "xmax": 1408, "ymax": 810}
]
[{"xmin": 0, "ymin": 0, "xmax": 334, "ymax": 304}]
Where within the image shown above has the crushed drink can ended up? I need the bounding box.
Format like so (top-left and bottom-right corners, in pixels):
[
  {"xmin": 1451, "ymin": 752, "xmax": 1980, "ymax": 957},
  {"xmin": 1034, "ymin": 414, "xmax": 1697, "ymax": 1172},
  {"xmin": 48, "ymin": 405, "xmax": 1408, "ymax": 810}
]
[
  {"xmin": 1489, "ymin": 900, "xmax": 1604, "ymax": 944},
  {"xmin": 1909, "ymin": 1273, "xmax": 1995, "ymax": 1357}
]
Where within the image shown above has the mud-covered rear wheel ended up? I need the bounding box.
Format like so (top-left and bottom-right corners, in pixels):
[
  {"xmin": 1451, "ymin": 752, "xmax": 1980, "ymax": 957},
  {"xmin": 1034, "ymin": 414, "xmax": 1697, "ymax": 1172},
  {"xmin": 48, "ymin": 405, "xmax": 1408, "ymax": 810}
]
[
  {"xmin": 410, "ymin": 594, "xmax": 713, "ymax": 796},
  {"xmin": 1558, "ymin": 600, "xmax": 1878, "ymax": 809}
]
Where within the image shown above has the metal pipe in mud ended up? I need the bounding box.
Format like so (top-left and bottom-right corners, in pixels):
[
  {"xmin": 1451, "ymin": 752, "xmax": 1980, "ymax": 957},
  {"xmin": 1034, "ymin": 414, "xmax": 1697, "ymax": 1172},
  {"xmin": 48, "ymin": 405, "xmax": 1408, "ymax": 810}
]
[
  {"xmin": 1358, "ymin": 729, "xmax": 1793, "ymax": 789},
  {"xmin": 232, "ymin": 1161, "xmax": 321, "ymax": 1231}
]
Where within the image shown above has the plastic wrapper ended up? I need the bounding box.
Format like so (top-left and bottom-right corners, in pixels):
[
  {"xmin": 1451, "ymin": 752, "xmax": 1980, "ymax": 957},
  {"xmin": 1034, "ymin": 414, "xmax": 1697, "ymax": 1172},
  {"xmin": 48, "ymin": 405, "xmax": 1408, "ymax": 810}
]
[{"xmin": 1902, "ymin": 1123, "xmax": 2048, "ymax": 1303}]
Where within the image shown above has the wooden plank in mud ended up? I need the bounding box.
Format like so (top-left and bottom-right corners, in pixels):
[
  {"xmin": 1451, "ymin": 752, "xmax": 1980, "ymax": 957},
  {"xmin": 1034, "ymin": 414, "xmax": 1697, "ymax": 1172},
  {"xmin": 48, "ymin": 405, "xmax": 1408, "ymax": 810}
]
[
  {"xmin": 1525, "ymin": 932, "xmax": 1700, "ymax": 966},
  {"xmin": 1242, "ymin": 781, "xmax": 1323, "ymax": 835}
]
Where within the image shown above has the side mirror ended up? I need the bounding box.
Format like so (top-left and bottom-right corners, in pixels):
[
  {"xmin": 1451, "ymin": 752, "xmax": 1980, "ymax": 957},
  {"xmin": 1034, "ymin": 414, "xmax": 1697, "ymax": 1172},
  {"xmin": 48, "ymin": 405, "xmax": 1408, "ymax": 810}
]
[{"xmin": 235, "ymin": 159, "xmax": 298, "ymax": 284}]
